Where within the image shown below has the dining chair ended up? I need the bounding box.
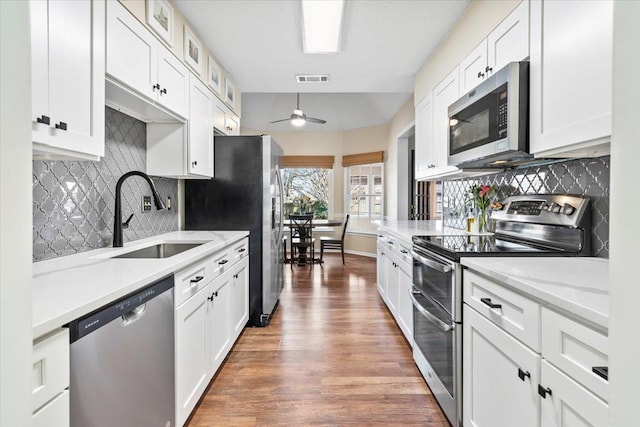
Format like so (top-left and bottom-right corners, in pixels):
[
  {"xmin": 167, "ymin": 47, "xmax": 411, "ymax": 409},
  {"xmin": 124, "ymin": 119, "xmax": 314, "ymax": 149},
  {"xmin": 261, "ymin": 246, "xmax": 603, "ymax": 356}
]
[
  {"xmin": 320, "ymin": 214, "xmax": 349, "ymax": 265},
  {"xmin": 289, "ymin": 214, "xmax": 315, "ymax": 268}
]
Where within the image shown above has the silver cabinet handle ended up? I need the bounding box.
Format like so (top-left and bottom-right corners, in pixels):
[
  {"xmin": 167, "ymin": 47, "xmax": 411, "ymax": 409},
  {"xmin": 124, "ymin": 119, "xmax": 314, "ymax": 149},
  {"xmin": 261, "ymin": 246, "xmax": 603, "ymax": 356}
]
[
  {"xmin": 409, "ymin": 289, "xmax": 453, "ymax": 332},
  {"xmin": 410, "ymin": 249, "xmax": 452, "ymax": 273}
]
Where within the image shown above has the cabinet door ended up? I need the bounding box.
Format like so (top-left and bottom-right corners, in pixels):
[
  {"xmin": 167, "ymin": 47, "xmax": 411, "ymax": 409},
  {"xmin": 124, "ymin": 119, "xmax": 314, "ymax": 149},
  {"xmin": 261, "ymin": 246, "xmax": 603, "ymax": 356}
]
[
  {"xmin": 464, "ymin": 305, "xmax": 540, "ymax": 427},
  {"xmin": 209, "ymin": 272, "xmax": 231, "ymax": 376},
  {"xmin": 432, "ymin": 68, "xmax": 460, "ymax": 176},
  {"xmin": 397, "ymin": 263, "xmax": 413, "ymax": 345},
  {"xmin": 487, "ymin": 0, "xmax": 529, "ymax": 73},
  {"xmin": 530, "ymin": 0, "xmax": 612, "ymax": 157},
  {"xmin": 188, "ymin": 75, "xmax": 215, "ymax": 177},
  {"xmin": 107, "ymin": 0, "xmax": 158, "ymax": 101},
  {"xmin": 157, "ymin": 46, "xmax": 190, "ymax": 119},
  {"xmin": 460, "ymin": 40, "xmax": 488, "ymax": 95},
  {"xmin": 376, "ymin": 242, "xmax": 388, "ymax": 300},
  {"xmin": 226, "ymin": 114, "xmax": 240, "ymax": 136},
  {"xmin": 33, "ymin": 390, "xmax": 69, "ymax": 427},
  {"xmin": 231, "ymin": 258, "xmax": 249, "ymax": 341},
  {"xmin": 30, "ymin": 0, "xmax": 50, "ymax": 146},
  {"xmin": 540, "ymin": 360, "xmax": 608, "ymax": 427},
  {"xmin": 175, "ymin": 285, "xmax": 211, "ymax": 427},
  {"xmin": 386, "ymin": 254, "xmax": 399, "ymax": 314},
  {"xmin": 213, "ymin": 102, "xmax": 227, "ymax": 134},
  {"xmin": 414, "ymin": 94, "xmax": 434, "ymax": 180}
]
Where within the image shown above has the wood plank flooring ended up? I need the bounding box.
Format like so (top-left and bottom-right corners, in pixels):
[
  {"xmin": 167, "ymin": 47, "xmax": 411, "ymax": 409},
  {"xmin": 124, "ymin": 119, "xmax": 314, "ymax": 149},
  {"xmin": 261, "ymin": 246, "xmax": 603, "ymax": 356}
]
[{"xmin": 187, "ymin": 253, "xmax": 449, "ymax": 426}]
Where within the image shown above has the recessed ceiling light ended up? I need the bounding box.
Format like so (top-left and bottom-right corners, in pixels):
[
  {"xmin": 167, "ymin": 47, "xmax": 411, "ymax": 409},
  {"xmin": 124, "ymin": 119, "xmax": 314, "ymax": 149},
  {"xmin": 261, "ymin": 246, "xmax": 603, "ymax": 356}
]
[{"xmin": 301, "ymin": 0, "xmax": 344, "ymax": 54}]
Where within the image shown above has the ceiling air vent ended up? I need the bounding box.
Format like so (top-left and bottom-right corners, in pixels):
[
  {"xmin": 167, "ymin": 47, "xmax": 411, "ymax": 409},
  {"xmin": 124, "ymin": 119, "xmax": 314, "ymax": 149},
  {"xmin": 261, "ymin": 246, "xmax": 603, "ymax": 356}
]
[{"xmin": 296, "ymin": 74, "xmax": 330, "ymax": 83}]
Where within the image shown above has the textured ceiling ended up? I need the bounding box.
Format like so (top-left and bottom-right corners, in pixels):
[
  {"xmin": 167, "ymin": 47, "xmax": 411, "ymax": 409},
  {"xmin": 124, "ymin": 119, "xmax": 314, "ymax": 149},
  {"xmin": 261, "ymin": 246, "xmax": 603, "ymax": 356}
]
[{"xmin": 174, "ymin": 0, "xmax": 470, "ymax": 130}]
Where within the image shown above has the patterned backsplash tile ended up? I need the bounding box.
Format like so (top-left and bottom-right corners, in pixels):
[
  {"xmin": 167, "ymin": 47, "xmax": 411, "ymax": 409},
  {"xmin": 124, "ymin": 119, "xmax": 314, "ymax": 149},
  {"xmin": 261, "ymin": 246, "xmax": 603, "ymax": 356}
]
[
  {"xmin": 33, "ymin": 107, "xmax": 179, "ymax": 261},
  {"xmin": 443, "ymin": 156, "xmax": 610, "ymax": 258}
]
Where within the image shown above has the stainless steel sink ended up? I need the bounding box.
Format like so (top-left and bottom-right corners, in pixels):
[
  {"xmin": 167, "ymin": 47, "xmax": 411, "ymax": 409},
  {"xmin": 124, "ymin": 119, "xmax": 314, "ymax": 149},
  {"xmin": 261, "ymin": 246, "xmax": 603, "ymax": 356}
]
[{"xmin": 113, "ymin": 243, "xmax": 203, "ymax": 259}]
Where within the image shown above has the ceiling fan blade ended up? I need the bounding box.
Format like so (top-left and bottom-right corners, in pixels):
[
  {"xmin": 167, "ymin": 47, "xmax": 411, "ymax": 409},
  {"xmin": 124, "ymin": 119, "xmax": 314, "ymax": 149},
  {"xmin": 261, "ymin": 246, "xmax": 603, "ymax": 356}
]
[
  {"xmin": 269, "ymin": 118, "xmax": 292, "ymax": 124},
  {"xmin": 305, "ymin": 117, "xmax": 326, "ymax": 124}
]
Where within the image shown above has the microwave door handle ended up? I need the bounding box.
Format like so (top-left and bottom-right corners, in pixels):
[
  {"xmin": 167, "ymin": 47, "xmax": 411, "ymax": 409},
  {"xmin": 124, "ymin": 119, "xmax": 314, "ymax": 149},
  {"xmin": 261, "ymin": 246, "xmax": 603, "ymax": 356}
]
[
  {"xmin": 410, "ymin": 250, "xmax": 452, "ymax": 273},
  {"xmin": 409, "ymin": 289, "xmax": 454, "ymax": 333}
]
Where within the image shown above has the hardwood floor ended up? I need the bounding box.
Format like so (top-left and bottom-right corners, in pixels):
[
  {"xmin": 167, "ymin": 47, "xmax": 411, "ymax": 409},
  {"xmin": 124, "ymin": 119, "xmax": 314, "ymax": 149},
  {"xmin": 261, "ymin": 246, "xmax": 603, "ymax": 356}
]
[{"xmin": 187, "ymin": 253, "xmax": 449, "ymax": 426}]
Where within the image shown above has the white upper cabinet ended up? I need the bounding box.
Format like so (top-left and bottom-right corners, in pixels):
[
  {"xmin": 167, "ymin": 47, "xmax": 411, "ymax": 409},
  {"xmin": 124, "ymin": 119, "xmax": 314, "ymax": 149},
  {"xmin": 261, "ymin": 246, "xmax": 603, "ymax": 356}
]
[
  {"xmin": 106, "ymin": 0, "xmax": 189, "ymax": 120},
  {"xmin": 414, "ymin": 94, "xmax": 435, "ymax": 181},
  {"xmin": 212, "ymin": 97, "xmax": 241, "ymax": 136},
  {"xmin": 460, "ymin": 0, "xmax": 529, "ymax": 95},
  {"xmin": 432, "ymin": 67, "xmax": 461, "ymax": 178},
  {"xmin": 31, "ymin": 0, "xmax": 105, "ymax": 161},
  {"xmin": 188, "ymin": 75, "xmax": 215, "ymax": 177},
  {"xmin": 414, "ymin": 66, "xmax": 461, "ymax": 181},
  {"xmin": 529, "ymin": 0, "xmax": 612, "ymax": 158}
]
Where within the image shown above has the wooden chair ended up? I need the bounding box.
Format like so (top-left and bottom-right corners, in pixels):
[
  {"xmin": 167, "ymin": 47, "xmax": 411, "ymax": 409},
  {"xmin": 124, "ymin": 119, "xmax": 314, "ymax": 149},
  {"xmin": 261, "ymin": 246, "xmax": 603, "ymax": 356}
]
[
  {"xmin": 289, "ymin": 214, "xmax": 315, "ymax": 268},
  {"xmin": 320, "ymin": 214, "xmax": 349, "ymax": 265}
]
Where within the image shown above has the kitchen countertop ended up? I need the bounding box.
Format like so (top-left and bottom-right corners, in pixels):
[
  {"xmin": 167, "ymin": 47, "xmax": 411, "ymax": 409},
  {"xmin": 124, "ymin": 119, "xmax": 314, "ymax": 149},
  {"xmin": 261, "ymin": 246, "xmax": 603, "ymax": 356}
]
[
  {"xmin": 32, "ymin": 230, "xmax": 249, "ymax": 339},
  {"xmin": 461, "ymin": 257, "xmax": 609, "ymax": 329},
  {"xmin": 374, "ymin": 219, "xmax": 472, "ymax": 243}
]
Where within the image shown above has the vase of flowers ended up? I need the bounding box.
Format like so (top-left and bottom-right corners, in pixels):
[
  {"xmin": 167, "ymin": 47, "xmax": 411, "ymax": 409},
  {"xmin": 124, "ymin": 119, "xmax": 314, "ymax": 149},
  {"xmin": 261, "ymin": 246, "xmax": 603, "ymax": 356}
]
[{"xmin": 467, "ymin": 184, "xmax": 495, "ymax": 233}]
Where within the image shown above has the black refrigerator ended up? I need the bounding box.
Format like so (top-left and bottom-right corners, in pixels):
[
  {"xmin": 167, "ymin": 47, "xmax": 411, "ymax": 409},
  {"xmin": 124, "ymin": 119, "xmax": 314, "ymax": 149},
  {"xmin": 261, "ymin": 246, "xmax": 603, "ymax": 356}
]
[{"xmin": 185, "ymin": 135, "xmax": 284, "ymax": 326}]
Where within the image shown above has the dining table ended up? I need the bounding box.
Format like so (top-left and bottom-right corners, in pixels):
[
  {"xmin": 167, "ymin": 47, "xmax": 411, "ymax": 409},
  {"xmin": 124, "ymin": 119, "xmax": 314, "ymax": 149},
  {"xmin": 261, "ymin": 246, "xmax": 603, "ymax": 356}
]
[{"xmin": 283, "ymin": 218, "xmax": 344, "ymax": 266}]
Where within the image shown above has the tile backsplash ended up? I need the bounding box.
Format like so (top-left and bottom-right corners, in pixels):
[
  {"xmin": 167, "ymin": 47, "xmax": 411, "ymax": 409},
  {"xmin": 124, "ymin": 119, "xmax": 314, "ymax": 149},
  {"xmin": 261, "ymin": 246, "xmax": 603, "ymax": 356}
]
[
  {"xmin": 443, "ymin": 156, "xmax": 610, "ymax": 258},
  {"xmin": 33, "ymin": 107, "xmax": 179, "ymax": 261}
]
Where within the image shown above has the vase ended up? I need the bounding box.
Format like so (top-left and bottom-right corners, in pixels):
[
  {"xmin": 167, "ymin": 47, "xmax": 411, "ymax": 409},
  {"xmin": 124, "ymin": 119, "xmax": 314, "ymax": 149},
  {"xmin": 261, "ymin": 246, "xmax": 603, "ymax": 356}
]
[{"xmin": 478, "ymin": 208, "xmax": 490, "ymax": 233}]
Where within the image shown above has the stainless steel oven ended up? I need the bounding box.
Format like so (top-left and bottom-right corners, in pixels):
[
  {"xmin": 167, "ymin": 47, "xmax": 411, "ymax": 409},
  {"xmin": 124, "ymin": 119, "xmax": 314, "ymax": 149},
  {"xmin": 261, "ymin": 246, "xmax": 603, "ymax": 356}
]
[
  {"xmin": 410, "ymin": 246, "xmax": 462, "ymax": 427},
  {"xmin": 410, "ymin": 194, "xmax": 592, "ymax": 427}
]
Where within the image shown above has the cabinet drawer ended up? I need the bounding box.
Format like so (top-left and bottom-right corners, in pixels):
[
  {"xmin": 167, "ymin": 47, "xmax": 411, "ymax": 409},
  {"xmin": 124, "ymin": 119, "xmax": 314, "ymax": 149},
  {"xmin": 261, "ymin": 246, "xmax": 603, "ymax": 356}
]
[
  {"xmin": 230, "ymin": 238, "xmax": 248, "ymax": 263},
  {"xmin": 542, "ymin": 308, "xmax": 609, "ymax": 402},
  {"xmin": 33, "ymin": 389, "xmax": 69, "ymax": 427},
  {"xmin": 211, "ymin": 248, "xmax": 232, "ymax": 276},
  {"xmin": 464, "ymin": 270, "xmax": 541, "ymax": 351},
  {"xmin": 32, "ymin": 329, "xmax": 69, "ymax": 412},
  {"xmin": 175, "ymin": 257, "xmax": 212, "ymax": 307}
]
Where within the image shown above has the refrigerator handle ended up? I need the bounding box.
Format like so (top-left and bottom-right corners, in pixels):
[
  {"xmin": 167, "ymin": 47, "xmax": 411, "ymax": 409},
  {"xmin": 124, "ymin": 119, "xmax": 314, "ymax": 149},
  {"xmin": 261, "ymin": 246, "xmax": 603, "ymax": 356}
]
[{"xmin": 275, "ymin": 165, "xmax": 285, "ymax": 242}]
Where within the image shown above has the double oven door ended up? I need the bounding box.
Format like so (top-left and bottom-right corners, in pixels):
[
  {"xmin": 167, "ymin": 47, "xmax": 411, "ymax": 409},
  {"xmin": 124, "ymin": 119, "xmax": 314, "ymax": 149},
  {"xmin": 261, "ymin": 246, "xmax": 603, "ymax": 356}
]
[{"xmin": 410, "ymin": 245, "xmax": 462, "ymax": 427}]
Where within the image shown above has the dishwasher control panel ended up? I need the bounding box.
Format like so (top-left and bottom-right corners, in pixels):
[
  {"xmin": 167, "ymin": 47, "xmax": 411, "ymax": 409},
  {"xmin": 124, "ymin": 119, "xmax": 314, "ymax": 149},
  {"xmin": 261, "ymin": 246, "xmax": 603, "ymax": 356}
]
[{"xmin": 68, "ymin": 274, "xmax": 174, "ymax": 342}]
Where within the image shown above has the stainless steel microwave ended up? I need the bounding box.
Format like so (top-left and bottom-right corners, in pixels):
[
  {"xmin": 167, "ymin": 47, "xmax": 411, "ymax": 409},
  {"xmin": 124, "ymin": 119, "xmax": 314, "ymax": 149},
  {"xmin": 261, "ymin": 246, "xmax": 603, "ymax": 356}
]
[{"xmin": 447, "ymin": 61, "xmax": 531, "ymax": 169}]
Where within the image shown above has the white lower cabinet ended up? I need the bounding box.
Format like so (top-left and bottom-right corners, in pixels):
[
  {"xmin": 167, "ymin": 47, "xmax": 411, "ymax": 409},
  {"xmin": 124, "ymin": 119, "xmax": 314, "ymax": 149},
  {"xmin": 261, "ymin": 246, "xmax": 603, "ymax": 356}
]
[
  {"xmin": 464, "ymin": 305, "xmax": 540, "ymax": 427},
  {"xmin": 540, "ymin": 361, "xmax": 609, "ymax": 427},
  {"xmin": 463, "ymin": 269, "xmax": 609, "ymax": 427},
  {"xmin": 230, "ymin": 258, "xmax": 250, "ymax": 340},
  {"xmin": 175, "ymin": 282, "xmax": 211, "ymax": 426},
  {"xmin": 33, "ymin": 390, "xmax": 69, "ymax": 427},
  {"xmin": 396, "ymin": 261, "xmax": 413, "ymax": 344},
  {"xmin": 376, "ymin": 231, "xmax": 413, "ymax": 346},
  {"xmin": 32, "ymin": 328, "xmax": 70, "ymax": 426},
  {"xmin": 175, "ymin": 238, "xmax": 249, "ymax": 426},
  {"xmin": 208, "ymin": 270, "xmax": 231, "ymax": 376}
]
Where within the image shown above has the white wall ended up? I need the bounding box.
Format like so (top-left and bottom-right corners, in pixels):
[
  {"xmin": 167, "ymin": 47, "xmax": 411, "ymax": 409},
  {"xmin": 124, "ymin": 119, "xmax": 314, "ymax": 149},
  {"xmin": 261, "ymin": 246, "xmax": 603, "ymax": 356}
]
[
  {"xmin": 0, "ymin": 1, "xmax": 33, "ymax": 425},
  {"xmin": 609, "ymin": 1, "xmax": 640, "ymax": 425}
]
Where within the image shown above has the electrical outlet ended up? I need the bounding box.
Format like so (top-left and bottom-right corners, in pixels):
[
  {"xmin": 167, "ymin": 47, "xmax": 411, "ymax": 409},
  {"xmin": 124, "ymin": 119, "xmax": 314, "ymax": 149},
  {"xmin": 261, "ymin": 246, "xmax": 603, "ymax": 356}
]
[{"xmin": 142, "ymin": 196, "xmax": 152, "ymax": 212}]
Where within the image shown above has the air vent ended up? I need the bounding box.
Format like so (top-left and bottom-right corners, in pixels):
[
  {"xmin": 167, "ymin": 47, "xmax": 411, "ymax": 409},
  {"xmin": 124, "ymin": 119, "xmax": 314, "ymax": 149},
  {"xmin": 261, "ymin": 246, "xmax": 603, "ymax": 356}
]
[{"xmin": 296, "ymin": 74, "xmax": 330, "ymax": 83}]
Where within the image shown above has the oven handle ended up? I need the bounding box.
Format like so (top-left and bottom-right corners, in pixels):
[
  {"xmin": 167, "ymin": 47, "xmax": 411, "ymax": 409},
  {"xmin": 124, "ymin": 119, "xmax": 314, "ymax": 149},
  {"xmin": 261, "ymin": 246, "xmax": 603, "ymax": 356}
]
[
  {"xmin": 409, "ymin": 289, "xmax": 454, "ymax": 333},
  {"xmin": 410, "ymin": 249, "xmax": 452, "ymax": 273}
]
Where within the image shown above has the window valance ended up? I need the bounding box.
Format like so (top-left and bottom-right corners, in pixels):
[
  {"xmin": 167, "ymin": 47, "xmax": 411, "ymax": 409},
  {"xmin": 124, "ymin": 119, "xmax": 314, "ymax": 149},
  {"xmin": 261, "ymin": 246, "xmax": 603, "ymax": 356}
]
[
  {"xmin": 341, "ymin": 151, "xmax": 384, "ymax": 167},
  {"xmin": 281, "ymin": 155, "xmax": 335, "ymax": 169}
]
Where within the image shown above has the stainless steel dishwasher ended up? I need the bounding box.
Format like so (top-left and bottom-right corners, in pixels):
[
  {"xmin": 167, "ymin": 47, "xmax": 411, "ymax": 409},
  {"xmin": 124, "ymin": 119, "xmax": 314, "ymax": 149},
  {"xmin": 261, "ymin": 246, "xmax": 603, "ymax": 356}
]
[{"xmin": 69, "ymin": 274, "xmax": 175, "ymax": 427}]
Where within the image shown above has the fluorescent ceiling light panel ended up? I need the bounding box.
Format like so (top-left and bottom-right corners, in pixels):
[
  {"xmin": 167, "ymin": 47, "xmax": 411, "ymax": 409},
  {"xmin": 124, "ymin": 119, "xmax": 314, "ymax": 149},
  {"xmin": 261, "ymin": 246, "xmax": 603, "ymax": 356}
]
[{"xmin": 301, "ymin": 0, "xmax": 344, "ymax": 53}]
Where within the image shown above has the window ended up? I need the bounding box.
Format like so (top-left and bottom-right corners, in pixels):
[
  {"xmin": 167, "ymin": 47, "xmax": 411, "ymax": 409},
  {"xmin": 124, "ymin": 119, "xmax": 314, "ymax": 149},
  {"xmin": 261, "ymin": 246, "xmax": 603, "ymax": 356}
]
[
  {"xmin": 346, "ymin": 163, "xmax": 383, "ymax": 233},
  {"xmin": 283, "ymin": 168, "xmax": 331, "ymax": 219}
]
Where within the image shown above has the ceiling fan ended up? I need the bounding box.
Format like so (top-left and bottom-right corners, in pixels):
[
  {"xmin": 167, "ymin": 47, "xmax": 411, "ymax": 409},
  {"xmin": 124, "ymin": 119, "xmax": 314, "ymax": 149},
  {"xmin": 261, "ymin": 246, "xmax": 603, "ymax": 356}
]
[{"xmin": 270, "ymin": 93, "xmax": 327, "ymax": 127}]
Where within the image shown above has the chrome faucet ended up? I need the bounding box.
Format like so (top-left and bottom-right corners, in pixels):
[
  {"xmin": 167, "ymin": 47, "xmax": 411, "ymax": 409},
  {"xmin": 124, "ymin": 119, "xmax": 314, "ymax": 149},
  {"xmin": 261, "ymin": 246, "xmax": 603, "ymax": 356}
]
[{"xmin": 113, "ymin": 171, "xmax": 166, "ymax": 247}]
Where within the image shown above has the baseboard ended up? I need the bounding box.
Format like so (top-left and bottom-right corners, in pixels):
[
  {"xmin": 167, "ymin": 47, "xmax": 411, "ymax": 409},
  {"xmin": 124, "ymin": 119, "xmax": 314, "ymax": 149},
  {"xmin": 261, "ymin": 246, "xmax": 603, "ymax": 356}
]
[{"xmin": 344, "ymin": 249, "xmax": 376, "ymax": 258}]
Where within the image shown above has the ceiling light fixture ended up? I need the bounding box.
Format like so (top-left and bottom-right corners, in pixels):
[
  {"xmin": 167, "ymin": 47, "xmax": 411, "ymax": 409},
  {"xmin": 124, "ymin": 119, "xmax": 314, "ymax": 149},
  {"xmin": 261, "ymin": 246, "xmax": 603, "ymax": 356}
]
[{"xmin": 301, "ymin": 0, "xmax": 344, "ymax": 54}]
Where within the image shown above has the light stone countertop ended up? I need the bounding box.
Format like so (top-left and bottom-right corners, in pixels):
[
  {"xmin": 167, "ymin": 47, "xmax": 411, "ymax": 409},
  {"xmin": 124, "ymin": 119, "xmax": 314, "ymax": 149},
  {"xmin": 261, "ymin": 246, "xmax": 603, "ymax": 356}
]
[
  {"xmin": 32, "ymin": 230, "xmax": 249, "ymax": 339},
  {"xmin": 461, "ymin": 257, "xmax": 609, "ymax": 329},
  {"xmin": 374, "ymin": 219, "xmax": 471, "ymax": 243}
]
